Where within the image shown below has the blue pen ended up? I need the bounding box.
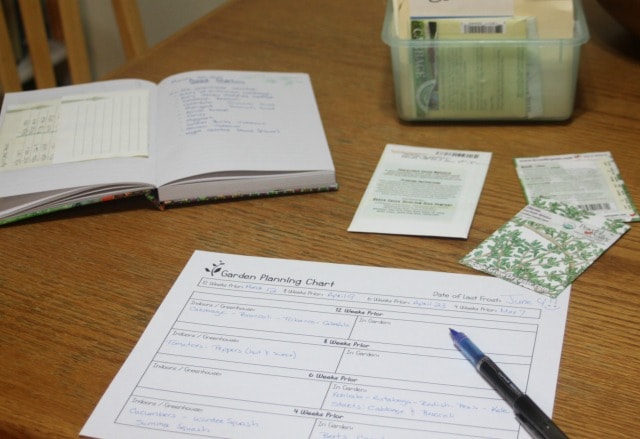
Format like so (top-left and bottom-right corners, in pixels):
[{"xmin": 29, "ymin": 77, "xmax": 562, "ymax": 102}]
[{"xmin": 449, "ymin": 328, "xmax": 569, "ymax": 439}]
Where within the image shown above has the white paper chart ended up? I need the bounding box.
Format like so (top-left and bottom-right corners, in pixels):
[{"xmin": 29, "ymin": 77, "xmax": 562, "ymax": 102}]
[{"xmin": 82, "ymin": 251, "xmax": 570, "ymax": 439}]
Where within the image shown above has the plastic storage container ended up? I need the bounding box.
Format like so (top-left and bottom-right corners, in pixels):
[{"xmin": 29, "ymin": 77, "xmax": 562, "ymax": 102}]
[{"xmin": 382, "ymin": 0, "xmax": 590, "ymax": 121}]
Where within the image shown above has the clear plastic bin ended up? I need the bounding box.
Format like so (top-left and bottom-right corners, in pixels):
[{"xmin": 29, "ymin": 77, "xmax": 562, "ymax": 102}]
[{"xmin": 382, "ymin": 0, "xmax": 590, "ymax": 121}]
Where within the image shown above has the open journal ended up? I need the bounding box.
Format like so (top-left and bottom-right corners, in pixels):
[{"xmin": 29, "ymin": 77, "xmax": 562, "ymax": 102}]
[{"xmin": 0, "ymin": 70, "xmax": 337, "ymax": 225}]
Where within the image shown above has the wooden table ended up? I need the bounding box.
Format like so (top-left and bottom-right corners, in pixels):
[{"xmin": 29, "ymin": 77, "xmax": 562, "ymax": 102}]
[{"xmin": 1, "ymin": 0, "xmax": 639, "ymax": 437}]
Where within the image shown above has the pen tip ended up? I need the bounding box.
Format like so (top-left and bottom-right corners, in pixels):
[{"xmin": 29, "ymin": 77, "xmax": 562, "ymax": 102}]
[{"xmin": 449, "ymin": 328, "xmax": 458, "ymax": 336}]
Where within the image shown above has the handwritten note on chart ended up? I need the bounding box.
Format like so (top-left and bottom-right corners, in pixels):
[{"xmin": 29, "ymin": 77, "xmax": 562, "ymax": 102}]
[
  {"xmin": 81, "ymin": 251, "xmax": 570, "ymax": 439},
  {"xmin": 0, "ymin": 90, "xmax": 149, "ymax": 171}
]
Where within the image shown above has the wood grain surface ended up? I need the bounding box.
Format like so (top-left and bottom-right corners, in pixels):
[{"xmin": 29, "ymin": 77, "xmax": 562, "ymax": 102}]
[{"xmin": 1, "ymin": 0, "xmax": 638, "ymax": 437}]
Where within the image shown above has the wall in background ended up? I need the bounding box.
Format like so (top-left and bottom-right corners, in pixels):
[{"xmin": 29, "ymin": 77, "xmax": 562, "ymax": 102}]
[{"xmin": 81, "ymin": 0, "xmax": 228, "ymax": 79}]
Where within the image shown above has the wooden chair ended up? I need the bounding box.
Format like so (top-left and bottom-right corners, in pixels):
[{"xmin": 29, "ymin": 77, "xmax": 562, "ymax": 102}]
[{"xmin": 0, "ymin": 0, "xmax": 148, "ymax": 93}]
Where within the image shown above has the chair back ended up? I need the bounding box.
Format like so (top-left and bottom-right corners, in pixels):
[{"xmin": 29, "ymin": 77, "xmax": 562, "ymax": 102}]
[{"xmin": 0, "ymin": 0, "xmax": 147, "ymax": 92}]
